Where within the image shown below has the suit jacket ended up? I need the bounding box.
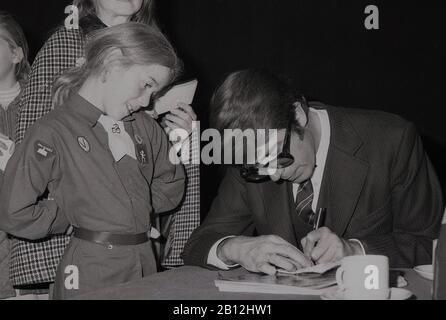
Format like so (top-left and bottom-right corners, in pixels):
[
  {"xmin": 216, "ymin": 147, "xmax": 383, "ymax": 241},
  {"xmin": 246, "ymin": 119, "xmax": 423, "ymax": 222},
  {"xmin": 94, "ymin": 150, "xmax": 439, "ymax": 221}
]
[
  {"xmin": 434, "ymin": 224, "xmax": 446, "ymax": 299},
  {"xmin": 183, "ymin": 103, "xmax": 444, "ymax": 268}
]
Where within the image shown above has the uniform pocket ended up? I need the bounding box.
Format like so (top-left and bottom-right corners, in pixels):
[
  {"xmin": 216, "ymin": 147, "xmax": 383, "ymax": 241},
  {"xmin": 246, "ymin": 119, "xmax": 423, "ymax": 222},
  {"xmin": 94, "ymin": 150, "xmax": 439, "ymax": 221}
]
[{"xmin": 76, "ymin": 241, "xmax": 141, "ymax": 289}]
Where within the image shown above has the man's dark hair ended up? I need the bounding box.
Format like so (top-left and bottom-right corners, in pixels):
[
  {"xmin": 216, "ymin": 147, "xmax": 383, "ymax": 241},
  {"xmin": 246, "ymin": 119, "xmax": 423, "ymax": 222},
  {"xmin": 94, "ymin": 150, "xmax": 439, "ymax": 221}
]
[{"xmin": 210, "ymin": 69, "xmax": 303, "ymax": 133}]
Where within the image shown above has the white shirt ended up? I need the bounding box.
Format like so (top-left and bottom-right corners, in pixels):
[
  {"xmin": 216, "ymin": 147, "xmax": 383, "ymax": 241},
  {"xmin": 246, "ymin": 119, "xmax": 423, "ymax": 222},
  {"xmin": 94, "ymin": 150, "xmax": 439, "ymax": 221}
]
[
  {"xmin": 207, "ymin": 108, "xmax": 363, "ymax": 269},
  {"xmin": 292, "ymin": 108, "xmax": 330, "ymax": 212}
]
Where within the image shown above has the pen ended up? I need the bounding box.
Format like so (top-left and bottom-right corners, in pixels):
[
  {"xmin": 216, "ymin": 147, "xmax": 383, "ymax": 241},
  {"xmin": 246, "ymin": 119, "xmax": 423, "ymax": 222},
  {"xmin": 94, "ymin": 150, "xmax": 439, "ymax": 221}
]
[{"xmin": 313, "ymin": 208, "xmax": 327, "ymax": 231}]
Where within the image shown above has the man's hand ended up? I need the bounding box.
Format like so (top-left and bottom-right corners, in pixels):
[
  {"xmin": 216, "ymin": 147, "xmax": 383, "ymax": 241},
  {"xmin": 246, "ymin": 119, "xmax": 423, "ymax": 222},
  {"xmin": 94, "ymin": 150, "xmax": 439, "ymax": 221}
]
[
  {"xmin": 217, "ymin": 235, "xmax": 313, "ymax": 275},
  {"xmin": 301, "ymin": 227, "xmax": 363, "ymax": 264}
]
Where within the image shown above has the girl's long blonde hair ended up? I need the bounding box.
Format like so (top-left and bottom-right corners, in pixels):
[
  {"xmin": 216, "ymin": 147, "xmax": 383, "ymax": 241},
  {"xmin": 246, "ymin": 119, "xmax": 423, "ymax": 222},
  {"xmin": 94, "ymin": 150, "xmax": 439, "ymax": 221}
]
[
  {"xmin": 0, "ymin": 11, "xmax": 31, "ymax": 81},
  {"xmin": 52, "ymin": 22, "xmax": 182, "ymax": 108}
]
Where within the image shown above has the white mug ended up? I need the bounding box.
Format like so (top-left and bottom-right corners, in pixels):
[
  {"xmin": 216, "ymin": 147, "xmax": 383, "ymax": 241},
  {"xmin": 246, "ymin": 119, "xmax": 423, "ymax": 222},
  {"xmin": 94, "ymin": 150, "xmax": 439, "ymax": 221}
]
[{"xmin": 336, "ymin": 255, "xmax": 390, "ymax": 300}]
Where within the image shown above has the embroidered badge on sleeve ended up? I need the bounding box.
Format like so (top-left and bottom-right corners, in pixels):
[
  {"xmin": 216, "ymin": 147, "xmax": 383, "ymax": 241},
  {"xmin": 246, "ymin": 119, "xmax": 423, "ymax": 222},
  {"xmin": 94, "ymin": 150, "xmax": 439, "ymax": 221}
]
[
  {"xmin": 35, "ymin": 141, "xmax": 55, "ymax": 161},
  {"xmin": 77, "ymin": 136, "xmax": 90, "ymax": 152}
]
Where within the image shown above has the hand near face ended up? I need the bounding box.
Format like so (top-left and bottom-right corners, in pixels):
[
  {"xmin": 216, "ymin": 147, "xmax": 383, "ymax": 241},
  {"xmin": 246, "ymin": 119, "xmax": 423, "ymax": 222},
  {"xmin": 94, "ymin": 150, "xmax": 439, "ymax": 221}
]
[
  {"xmin": 163, "ymin": 103, "xmax": 197, "ymax": 135},
  {"xmin": 301, "ymin": 227, "xmax": 363, "ymax": 264},
  {"xmin": 217, "ymin": 235, "xmax": 313, "ymax": 275}
]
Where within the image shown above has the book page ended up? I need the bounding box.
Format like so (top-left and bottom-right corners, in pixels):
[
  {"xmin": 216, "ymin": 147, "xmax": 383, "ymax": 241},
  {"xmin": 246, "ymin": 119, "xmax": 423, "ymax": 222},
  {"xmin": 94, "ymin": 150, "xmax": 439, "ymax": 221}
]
[
  {"xmin": 215, "ymin": 270, "xmax": 337, "ymax": 295},
  {"xmin": 277, "ymin": 261, "xmax": 341, "ymax": 275}
]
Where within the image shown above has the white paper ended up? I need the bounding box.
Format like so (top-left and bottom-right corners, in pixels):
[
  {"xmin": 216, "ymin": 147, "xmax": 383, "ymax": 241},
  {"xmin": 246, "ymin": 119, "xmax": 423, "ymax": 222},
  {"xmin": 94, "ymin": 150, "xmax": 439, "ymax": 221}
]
[
  {"xmin": 154, "ymin": 79, "xmax": 198, "ymax": 115},
  {"xmin": 278, "ymin": 261, "xmax": 341, "ymax": 275},
  {"xmin": 215, "ymin": 270, "xmax": 337, "ymax": 295}
]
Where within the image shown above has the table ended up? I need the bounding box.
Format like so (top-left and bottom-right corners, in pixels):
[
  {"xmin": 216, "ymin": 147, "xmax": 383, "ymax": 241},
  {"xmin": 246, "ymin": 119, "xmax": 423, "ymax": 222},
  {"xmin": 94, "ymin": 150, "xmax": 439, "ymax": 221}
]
[{"xmin": 73, "ymin": 266, "xmax": 433, "ymax": 300}]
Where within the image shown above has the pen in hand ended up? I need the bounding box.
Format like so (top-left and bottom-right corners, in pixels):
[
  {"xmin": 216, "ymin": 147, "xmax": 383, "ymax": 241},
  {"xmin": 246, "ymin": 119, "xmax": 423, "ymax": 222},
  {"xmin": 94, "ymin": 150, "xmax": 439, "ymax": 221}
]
[{"xmin": 302, "ymin": 208, "xmax": 327, "ymax": 264}]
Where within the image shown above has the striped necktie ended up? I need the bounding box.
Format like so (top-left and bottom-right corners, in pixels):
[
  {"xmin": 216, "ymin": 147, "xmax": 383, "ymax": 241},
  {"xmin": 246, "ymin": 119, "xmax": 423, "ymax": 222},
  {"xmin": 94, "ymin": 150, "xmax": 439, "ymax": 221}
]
[{"xmin": 295, "ymin": 180, "xmax": 316, "ymax": 226}]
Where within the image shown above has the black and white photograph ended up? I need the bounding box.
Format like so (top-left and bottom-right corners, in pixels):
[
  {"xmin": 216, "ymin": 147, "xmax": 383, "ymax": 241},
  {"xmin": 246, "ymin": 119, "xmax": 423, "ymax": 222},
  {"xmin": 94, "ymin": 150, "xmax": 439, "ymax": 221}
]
[{"xmin": 0, "ymin": 0, "xmax": 445, "ymax": 308}]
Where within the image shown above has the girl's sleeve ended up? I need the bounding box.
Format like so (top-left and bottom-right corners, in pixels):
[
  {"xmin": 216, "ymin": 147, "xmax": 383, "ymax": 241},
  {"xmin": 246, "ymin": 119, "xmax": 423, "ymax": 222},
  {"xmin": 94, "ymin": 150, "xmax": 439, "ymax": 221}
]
[
  {"xmin": 0, "ymin": 231, "xmax": 15, "ymax": 299},
  {"xmin": 143, "ymin": 115, "xmax": 186, "ymax": 213},
  {"xmin": 15, "ymin": 27, "xmax": 84, "ymax": 144},
  {"xmin": 0, "ymin": 124, "xmax": 67, "ymax": 240}
]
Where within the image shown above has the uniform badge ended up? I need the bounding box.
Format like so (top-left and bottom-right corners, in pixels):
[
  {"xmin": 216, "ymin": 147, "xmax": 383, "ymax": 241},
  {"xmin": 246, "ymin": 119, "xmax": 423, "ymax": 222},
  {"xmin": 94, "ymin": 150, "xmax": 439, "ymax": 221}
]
[
  {"xmin": 112, "ymin": 124, "xmax": 121, "ymax": 134},
  {"xmin": 77, "ymin": 136, "xmax": 90, "ymax": 152},
  {"xmin": 35, "ymin": 141, "xmax": 55, "ymax": 161},
  {"xmin": 135, "ymin": 134, "xmax": 143, "ymax": 145},
  {"xmin": 136, "ymin": 143, "xmax": 148, "ymax": 165}
]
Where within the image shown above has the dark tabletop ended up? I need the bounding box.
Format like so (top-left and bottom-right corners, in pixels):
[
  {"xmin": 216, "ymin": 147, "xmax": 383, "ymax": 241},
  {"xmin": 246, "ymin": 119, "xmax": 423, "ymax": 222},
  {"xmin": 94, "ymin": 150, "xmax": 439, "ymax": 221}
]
[{"xmin": 72, "ymin": 266, "xmax": 433, "ymax": 300}]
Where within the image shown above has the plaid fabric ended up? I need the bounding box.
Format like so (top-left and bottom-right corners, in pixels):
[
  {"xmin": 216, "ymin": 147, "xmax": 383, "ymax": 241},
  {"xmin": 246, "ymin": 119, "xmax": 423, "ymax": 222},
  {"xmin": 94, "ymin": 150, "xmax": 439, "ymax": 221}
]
[
  {"xmin": 162, "ymin": 130, "xmax": 200, "ymax": 268},
  {"xmin": 12, "ymin": 27, "xmax": 85, "ymax": 286},
  {"xmin": 11, "ymin": 22, "xmax": 200, "ymax": 285},
  {"xmin": 9, "ymin": 236, "xmax": 70, "ymax": 286},
  {"xmin": 15, "ymin": 28, "xmax": 86, "ymax": 143}
]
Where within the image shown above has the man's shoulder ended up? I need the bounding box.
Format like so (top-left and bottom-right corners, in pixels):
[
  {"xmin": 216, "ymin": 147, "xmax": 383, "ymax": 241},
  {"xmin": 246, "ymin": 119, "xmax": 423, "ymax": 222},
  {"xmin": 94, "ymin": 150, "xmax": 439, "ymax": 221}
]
[
  {"xmin": 339, "ymin": 106, "xmax": 409, "ymax": 125},
  {"xmin": 323, "ymin": 104, "xmax": 413, "ymax": 139}
]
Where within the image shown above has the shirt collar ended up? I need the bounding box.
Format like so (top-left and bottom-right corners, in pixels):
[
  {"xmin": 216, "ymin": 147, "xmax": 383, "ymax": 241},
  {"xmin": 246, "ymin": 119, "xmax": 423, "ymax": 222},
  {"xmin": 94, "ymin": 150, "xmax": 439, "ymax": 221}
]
[
  {"xmin": 67, "ymin": 94, "xmax": 103, "ymax": 126},
  {"xmin": 311, "ymin": 107, "xmax": 331, "ymax": 168},
  {"xmin": 67, "ymin": 94, "xmax": 135, "ymax": 126},
  {"xmin": 309, "ymin": 107, "xmax": 331, "ymax": 184}
]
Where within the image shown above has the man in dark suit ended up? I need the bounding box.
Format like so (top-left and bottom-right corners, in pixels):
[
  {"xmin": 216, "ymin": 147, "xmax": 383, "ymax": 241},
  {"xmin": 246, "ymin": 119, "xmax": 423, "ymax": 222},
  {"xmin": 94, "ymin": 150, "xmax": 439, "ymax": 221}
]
[
  {"xmin": 183, "ymin": 69, "xmax": 444, "ymax": 274},
  {"xmin": 434, "ymin": 212, "xmax": 446, "ymax": 300}
]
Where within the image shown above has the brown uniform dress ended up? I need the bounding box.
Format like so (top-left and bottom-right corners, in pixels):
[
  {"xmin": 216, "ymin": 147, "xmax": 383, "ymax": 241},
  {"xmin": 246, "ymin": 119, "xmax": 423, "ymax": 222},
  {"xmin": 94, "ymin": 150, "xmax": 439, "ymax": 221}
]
[{"xmin": 0, "ymin": 94, "xmax": 185, "ymax": 299}]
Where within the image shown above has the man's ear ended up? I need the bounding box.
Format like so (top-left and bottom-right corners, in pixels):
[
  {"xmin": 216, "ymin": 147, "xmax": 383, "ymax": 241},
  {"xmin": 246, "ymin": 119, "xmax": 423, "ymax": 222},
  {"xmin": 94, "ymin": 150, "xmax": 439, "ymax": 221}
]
[
  {"xmin": 11, "ymin": 47, "xmax": 24, "ymax": 65},
  {"xmin": 294, "ymin": 101, "xmax": 309, "ymax": 127}
]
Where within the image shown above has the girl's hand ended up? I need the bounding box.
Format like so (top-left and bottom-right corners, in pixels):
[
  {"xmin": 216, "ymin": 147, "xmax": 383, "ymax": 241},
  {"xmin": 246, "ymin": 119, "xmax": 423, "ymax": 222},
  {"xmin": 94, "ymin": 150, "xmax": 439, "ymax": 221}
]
[{"xmin": 164, "ymin": 103, "xmax": 197, "ymax": 135}]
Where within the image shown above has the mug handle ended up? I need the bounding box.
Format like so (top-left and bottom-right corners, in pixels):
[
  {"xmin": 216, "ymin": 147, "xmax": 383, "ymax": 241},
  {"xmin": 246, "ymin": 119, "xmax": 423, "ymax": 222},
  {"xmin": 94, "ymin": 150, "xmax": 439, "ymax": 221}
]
[{"xmin": 336, "ymin": 266, "xmax": 346, "ymax": 290}]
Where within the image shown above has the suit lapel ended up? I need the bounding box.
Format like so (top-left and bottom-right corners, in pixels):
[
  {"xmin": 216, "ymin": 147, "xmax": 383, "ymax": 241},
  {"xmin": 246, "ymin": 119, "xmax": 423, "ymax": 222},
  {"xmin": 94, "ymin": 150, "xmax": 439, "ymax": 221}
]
[
  {"xmin": 260, "ymin": 181, "xmax": 297, "ymax": 246},
  {"xmin": 259, "ymin": 104, "xmax": 369, "ymax": 243},
  {"xmin": 315, "ymin": 105, "xmax": 369, "ymax": 236}
]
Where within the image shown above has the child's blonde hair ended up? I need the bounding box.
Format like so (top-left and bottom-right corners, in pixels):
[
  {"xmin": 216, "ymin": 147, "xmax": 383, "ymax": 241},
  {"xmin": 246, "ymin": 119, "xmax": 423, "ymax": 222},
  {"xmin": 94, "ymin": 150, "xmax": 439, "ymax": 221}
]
[
  {"xmin": 52, "ymin": 22, "xmax": 182, "ymax": 107},
  {"xmin": 0, "ymin": 11, "xmax": 31, "ymax": 81}
]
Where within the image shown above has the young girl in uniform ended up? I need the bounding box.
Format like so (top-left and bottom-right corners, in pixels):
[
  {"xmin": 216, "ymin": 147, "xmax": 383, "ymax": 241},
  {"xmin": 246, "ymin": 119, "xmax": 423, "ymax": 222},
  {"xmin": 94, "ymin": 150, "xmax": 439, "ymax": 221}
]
[
  {"xmin": 0, "ymin": 22, "xmax": 185, "ymax": 299},
  {"xmin": 0, "ymin": 11, "xmax": 30, "ymax": 299},
  {"xmin": 14, "ymin": 2, "xmax": 198, "ymax": 290}
]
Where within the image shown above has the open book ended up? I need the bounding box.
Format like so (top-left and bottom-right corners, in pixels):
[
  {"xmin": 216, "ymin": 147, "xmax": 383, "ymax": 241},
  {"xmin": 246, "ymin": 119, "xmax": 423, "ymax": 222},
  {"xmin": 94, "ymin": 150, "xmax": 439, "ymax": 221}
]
[
  {"xmin": 277, "ymin": 261, "xmax": 341, "ymax": 275},
  {"xmin": 215, "ymin": 264, "xmax": 339, "ymax": 295}
]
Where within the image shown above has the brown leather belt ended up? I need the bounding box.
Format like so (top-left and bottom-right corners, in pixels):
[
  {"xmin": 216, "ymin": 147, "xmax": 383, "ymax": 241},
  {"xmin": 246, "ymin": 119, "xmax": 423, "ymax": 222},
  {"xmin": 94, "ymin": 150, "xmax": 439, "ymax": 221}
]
[{"xmin": 73, "ymin": 227, "xmax": 149, "ymax": 246}]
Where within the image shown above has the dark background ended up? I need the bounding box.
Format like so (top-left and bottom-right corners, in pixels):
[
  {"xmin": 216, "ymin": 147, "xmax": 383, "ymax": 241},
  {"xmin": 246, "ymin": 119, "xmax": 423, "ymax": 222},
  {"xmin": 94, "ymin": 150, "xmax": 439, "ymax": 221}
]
[{"xmin": 1, "ymin": 0, "xmax": 444, "ymax": 215}]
